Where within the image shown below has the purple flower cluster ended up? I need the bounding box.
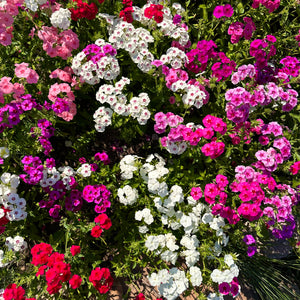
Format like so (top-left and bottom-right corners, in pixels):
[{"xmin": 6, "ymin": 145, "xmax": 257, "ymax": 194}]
[
  {"xmin": 0, "ymin": 94, "xmax": 42, "ymax": 134},
  {"xmin": 30, "ymin": 119, "xmax": 55, "ymax": 156},
  {"xmin": 279, "ymin": 56, "xmax": 300, "ymax": 78},
  {"xmin": 83, "ymin": 43, "xmax": 117, "ymax": 64},
  {"xmin": 252, "ymin": 0, "xmax": 280, "ymax": 13},
  {"xmin": 228, "ymin": 17, "xmax": 256, "ymax": 44},
  {"xmin": 20, "ymin": 156, "xmax": 44, "ymax": 185},
  {"xmin": 243, "ymin": 234, "xmax": 257, "ymax": 257},
  {"xmin": 82, "ymin": 184, "xmax": 111, "ymax": 214}
]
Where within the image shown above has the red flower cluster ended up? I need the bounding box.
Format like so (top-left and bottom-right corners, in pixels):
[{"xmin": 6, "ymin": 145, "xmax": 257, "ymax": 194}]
[
  {"xmin": 31, "ymin": 243, "xmax": 82, "ymax": 295},
  {"xmin": 3, "ymin": 284, "xmax": 36, "ymax": 300},
  {"xmin": 91, "ymin": 213, "xmax": 112, "ymax": 238},
  {"xmin": 119, "ymin": 0, "xmax": 134, "ymax": 23},
  {"xmin": 70, "ymin": 0, "xmax": 104, "ymax": 21},
  {"xmin": 144, "ymin": 4, "xmax": 164, "ymax": 23},
  {"xmin": 89, "ymin": 267, "xmax": 113, "ymax": 294}
]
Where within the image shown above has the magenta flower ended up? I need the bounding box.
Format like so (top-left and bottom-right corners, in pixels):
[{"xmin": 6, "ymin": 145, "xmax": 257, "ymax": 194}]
[
  {"xmin": 243, "ymin": 234, "xmax": 256, "ymax": 245},
  {"xmin": 219, "ymin": 282, "xmax": 231, "ymax": 295},
  {"xmin": 213, "ymin": 5, "xmax": 224, "ymax": 18}
]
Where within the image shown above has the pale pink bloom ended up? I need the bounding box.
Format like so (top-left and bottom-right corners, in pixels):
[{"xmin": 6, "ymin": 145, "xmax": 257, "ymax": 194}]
[{"xmin": 0, "ymin": 76, "xmax": 13, "ymax": 94}]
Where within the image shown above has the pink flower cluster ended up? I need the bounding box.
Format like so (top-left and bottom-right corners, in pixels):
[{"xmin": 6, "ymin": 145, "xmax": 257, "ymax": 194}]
[
  {"xmin": 231, "ymin": 64, "xmax": 256, "ymax": 85},
  {"xmin": 186, "ymin": 40, "xmax": 236, "ymax": 81},
  {"xmin": 228, "ymin": 17, "xmax": 256, "ymax": 44},
  {"xmin": 50, "ymin": 67, "xmax": 79, "ymax": 89},
  {"xmin": 243, "ymin": 235, "xmax": 257, "ymax": 257},
  {"xmin": 0, "ymin": 0, "xmax": 22, "ymax": 46},
  {"xmin": 252, "ymin": 0, "xmax": 280, "ymax": 13},
  {"xmin": 279, "ymin": 56, "xmax": 300, "ymax": 78},
  {"xmin": 250, "ymin": 36, "xmax": 277, "ymax": 71},
  {"xmin": 225, "ymin": 81, "xmax": 298, "ymax": 124},
  {"xmin": 48, "ymin": 83, "xmax": 76, "ymax": 121},
  {"xmin": 91, "ymin": 213, "xmax": 112, "ymax": 238},
  {"xmin": 0, "ymin": 76, "xmax": 25, "ymax": 103},
  {"xmin": 37, "ymin": 26, "xmax": 79, "ymax": 60},
  {"xmin": 290, "ymin": 161, "xmax": 300, "ymax": 175},
  {"xmin": 154, "ymin": 112, "xmax": 184, "ymax": 134},
  {"xmin": 15, "ymin": 63, "xmax": 39, "ymax": 84},
  {"xmin": 82, "ymin": 184, "xmax": 111, "ymax": 214},
  {"xmin": 164, "ymin": 68, "xmax": 188, "ymax": 89},
  {"xmin": 20, "ymin": 156, "xmax": 44, "ymax": 185},
  {"xmin": 213, "ymin": 4, "xmax": 234, "ymax": 18}
]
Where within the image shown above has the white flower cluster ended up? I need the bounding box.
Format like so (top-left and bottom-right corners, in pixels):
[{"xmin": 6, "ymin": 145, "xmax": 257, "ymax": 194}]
[
  {"xmin": 148, "ymin": 267, "xmax": 189, "ymax": 300},
  {"xmin": 95, "ymin": 77, "xmax": 151, "ymax": 131},
  {"xmin": 5, "ymin": 236, "xmax": 27, "ymax": 252},
  {"xmin": 39, "ymin": 167, "xmax": 61, "ymax": 188},
  {"xmin": 160, "ymin": 47, "xmax": 189, "ymax": 69},
  {"xmin": 24, "ymin": 0, "xmax": 47, "ymax": 11},
  {"xmin": 50, "ymin": 8, "xmax": 71, "ymax": 30},
  {"xmin": 71, "ymin": 39, "xmax": 120, "ymax": 85},
  {"xmin": 77, "ymin": 163, "xmax": 92, "ymax": 178},
  {"xmin": 189, "ymin": 266, "xmax": 203, "ymax": 286},
  {"xmin": 135, "ymin": 208, "xmax": 154, "ymax": 224},
  {"xmin": 118, "ymin": 185, "xmax": 138, "ymax": 205},
  {"xmin": 0, "ymin": 173, "xmax": 27, "ymax": 222},
  {"xmin": 0, "ymin": 147, "xmax": 9, "ymax": 160},
  {"xmin": 106, "ymin": 21, "xmax": 155, "ymax": 73},
  {"xmin": 132, "ymin": 2, "xmax": 189, "ymax": 46},
  {"xmin": 93, "ymin": 106, "xmax": 113, "ymax": 133},
  {"xmin": 139, "ymin": 154, "xmax": 169, "ymax": 196},
  {"xmin": 209, "ymin": 254, "xmax": 240, "ymax": 292},
  {"xmin": 171, "ymin": 81, "xmax": 207, "ymax": 109},
  {"xmin": 119, "ymin": 155, "xmax": 140, "ymax": 180}
]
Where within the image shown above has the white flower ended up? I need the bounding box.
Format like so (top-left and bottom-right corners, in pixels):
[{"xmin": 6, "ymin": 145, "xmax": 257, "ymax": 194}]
[
  {"xmin": 224, "ymin": 254, "xmax": 235, "ymax": 267},
  {"xmin": 50, "ymin": 8, "xmax": 71, "ymax": 30},
  {"xmin": 138, "ymin": 225, "xmax": 148, "ymax": 233},
  {"xmin": 145, "ymin": 235, "xmax": 160, "ymax": 251},
  {"xmin": 118, "ymin": 185, "xmax": 138, "ymax": 205},
  {"xmin": 189, "ymin": 266, "xmax": 202, "ymax": 286},
  {"xmin": 210, "ymin": 269, "xmax": 223, "ymax": 283},
  {"xmin": 202, "ymin": 212, "xmax": 213, "ymax": 224},
  {"xmin": 160, "ymin": 250, "xmax": 178, "ymax": 264}
]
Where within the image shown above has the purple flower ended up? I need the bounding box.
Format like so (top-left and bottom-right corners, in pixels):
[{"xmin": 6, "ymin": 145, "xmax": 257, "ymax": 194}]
[
  {"xmin": 243, "ymin": 234, "xmax": 256, "ymax": 245},
  {"xmin": 219, "ymin": 282, "xmax": 231, "ymax": 295},
  {"xmin": 173, "ymin": 14, "xmax": 182, "ymax": 24},
  {"xmin": 247, "ymin": 245, "xmax": 257, "ymax": 257}
]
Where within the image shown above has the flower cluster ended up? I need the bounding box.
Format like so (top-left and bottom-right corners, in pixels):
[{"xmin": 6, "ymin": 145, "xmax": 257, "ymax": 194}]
[
  {"xmin": 70, "ymin": 0, "xmax": 99, "ymax": 21},
  {"xmin": 95, "ymin": 77, "xmax": 151, "ymax": 130},
  {"xmin": 38, "ymin": 26, "xmax": 79, "ymax": 60},
  {"xmin": 228, "ymin": 17, "xmax": 256, "ymax": 44},
  {"xmin": 31, "ymin": 243, "xmax": 82, "ymax": 295},
  {"xmin": 252, "ymin": 0, "xmax": 280, "ymax": 13},
  {"xmin": 71, "ymin": 39, "xmax": 119, "ymax": 84},
  {"xmin": 50, "ymin": 7, "xmax": 71, "ymax": 30},
  {"xmin": 5, "ymin": 236, "xmax": 27, "ymax": 252},
  {"xmin": 82, "ymin": 184, "xmax": 111, "ymax": 213},
  {"xmin": 91, "ymin": 213, "xmax": 112, "ymax": 238},
  {"xmin": 14, "ymin": 63, "xmax": 39, "ymax": 84},
  {"xmin": 2, "ymin": 284, "xmax": 36, "ymax": 300},
  {"xmin": 213, "ymin": 4, "xmax": 234, "ymax": 18},
  {"xmin": 119, "ymin": 0, "xmax": 134, "ymax": 23},
  {"xmin": 144, "ymin": 3, "xmax": 164, "ymax": 23},
  {"xmin": 89, "ymin": 267, "xmax": 113, "ymax": 294},
  {"xmin": 0, "ymin": 76, "xmax": 25, "ymax": 103}
]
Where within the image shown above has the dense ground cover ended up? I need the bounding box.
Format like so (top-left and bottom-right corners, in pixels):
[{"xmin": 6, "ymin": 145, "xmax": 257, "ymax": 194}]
[{"xmin": 0, "ymin": 0, "xmax": 300, "ymax": 299}]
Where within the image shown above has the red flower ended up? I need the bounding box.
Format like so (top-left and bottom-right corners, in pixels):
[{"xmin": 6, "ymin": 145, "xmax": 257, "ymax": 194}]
[
  {"xmin": 70, "ymin": 245, "xmax": 81, "ymax": 256},
  {"xmin": 89, "ymin": 267, "xmax": 113, "ymax": 294},
  {"xmin": 69, "ymin": 275, "xmax": 82, "ymax": 289},
  {"xmin": 136, "ymin": 293, "xmax": 145, "ymax": 300},
  {"xmin": 91, "ymin": 225, "xmax": 103, "ymax": 238},
  {"xmin": 94, "ymin": 214, "xmax": 112, "ymax": 230}
]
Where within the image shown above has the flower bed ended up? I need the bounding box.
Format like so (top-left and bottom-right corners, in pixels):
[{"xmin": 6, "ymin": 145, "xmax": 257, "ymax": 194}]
[{"xmin": 0, "ymin": 0, "xmax": 299, "ymax": 299}]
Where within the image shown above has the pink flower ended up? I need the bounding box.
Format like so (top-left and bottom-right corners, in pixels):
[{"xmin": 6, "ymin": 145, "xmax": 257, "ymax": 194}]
[
  {"xmin": 213, "ymin": 5, "xmax": 224, "ymax": 18},
  {"xmin": 219, "ymin": 282, "xmax": 231, "ymax": 295},
  {"xmin": 190, "ymin": 187, "xmax": 202, "ymax": 200},
  {"xmin": 223, "ymin": 4, "xmax": 234, "ymax": 17}
]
